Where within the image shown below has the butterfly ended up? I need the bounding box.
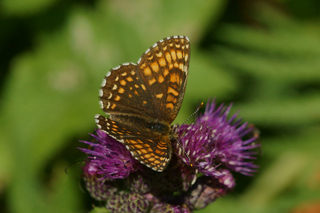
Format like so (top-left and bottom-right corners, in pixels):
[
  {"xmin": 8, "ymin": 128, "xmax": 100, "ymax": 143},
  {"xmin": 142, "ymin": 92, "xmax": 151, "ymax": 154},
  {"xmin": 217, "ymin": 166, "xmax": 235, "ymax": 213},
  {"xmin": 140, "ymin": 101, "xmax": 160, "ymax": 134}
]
[{"xmin": 95, "ymin": 36, "xmax": 190, "ymax": 172}]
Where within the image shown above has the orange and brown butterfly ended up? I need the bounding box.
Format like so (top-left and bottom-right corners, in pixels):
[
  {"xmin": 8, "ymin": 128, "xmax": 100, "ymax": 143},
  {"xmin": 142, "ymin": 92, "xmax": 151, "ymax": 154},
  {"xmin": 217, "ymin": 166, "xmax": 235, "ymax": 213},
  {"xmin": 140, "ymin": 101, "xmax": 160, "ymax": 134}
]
[{"xmin": 95, "ymin": 36, "xmax": 190, "ymax": 172}]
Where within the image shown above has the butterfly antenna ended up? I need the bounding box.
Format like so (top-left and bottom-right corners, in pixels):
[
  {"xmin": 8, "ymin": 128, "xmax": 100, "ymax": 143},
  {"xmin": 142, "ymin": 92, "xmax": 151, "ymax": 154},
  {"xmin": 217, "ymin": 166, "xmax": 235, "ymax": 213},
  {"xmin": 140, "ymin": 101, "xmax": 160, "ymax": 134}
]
[
  {"xmin": 182, "ymin": 102, "xmax": 204, "ymax": 125},
  {"xmin": 175, "ymin": 102, "xmax": 203, "ymax": 167}
]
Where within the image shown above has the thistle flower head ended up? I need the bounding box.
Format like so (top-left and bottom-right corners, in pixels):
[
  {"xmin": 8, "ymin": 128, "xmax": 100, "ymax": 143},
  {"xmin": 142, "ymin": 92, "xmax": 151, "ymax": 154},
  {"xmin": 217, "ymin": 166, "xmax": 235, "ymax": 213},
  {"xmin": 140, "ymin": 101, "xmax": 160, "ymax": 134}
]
[
  {"xmin": 174, "ymin": 100, "xmax": 259, "ymax": 177},
  {"xmin": 79, "ymin": 129, "xmax": 140, "ymax": 180},
  {"xmin": 79, "ymin": 99, "xmax": 260, "ymax": 212}
]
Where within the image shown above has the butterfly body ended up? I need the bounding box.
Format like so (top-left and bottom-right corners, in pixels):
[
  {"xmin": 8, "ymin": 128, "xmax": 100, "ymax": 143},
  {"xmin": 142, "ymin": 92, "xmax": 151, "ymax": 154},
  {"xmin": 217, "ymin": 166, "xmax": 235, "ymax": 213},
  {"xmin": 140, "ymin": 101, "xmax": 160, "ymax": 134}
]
[{"xmin": 96, "ymin": 36, "xmax": 190, "ymax": 172}]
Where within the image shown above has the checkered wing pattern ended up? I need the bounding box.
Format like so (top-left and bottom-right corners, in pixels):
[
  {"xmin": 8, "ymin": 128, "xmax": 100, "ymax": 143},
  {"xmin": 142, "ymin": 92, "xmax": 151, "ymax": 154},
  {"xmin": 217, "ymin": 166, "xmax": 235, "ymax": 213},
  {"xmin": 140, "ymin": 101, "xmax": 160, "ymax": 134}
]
[
  {"xmin": 96, "ymin": 36, "xmax": 190, "ymax": 172},
  {"xmin": 95, "ymin": 115, "xmax": 172, "ymax": 171},
  {"xmin": 137, "ymin": 36, "xmax": 190, "ymax": 123},
  {"xmin": 99, "ymin": 63, "xmax": 156, "ymax": 118}
]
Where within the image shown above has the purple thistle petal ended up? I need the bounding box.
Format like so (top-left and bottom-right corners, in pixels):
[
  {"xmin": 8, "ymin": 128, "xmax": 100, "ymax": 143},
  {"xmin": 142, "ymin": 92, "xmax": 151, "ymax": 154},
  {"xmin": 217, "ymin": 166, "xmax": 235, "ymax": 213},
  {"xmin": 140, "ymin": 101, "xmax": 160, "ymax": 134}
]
[
  {"xmin": 79, "ymin": 129, "xmax": 139, "ymax": 179},
  {"xmin": 174, "ymin": 99, "xmax": 260, "ymax": 176}
]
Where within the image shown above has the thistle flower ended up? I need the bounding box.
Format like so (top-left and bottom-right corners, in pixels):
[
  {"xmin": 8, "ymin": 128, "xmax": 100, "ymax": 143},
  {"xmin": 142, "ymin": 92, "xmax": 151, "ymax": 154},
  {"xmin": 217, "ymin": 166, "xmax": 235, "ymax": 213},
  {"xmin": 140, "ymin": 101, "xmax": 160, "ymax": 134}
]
[
  {"xmin": 173, "ymin": 100, "xmax": 259, "ymax": 177},
  {"xmin": 79, "ymin": 129, "xmax": 140, "ymax": 180},
  {"xmin": 79, "ymin": 99, "xmax": 259, "ymax": 212}
]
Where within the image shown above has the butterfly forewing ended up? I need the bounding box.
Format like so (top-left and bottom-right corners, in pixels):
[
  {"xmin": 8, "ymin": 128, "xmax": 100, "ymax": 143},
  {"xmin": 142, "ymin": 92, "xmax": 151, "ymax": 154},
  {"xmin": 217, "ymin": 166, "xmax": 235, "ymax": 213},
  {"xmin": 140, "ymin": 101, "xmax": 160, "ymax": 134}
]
[
  {"xmin": 99, "ymin": 63, "xmax": 155, "ymax": 118},
  {"xmin": 137, "ymin": 36, "xmax": 190, "ymax": 123},
  {"xmin": 96, "ymin": 36, "xmax": 190, "ymax": 172}
]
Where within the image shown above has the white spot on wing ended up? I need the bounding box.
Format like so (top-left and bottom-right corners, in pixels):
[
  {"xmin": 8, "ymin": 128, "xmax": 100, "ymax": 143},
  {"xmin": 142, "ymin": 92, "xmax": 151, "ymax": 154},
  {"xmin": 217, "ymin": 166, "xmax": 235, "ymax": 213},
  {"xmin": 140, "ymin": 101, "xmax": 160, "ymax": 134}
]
[
  {"xmin": 144, "ymin": 48, "xmax": 150, "ymax": 54},
  {"xmin": 122, "ymin": 62, "xmax": 129, "ymax": 66},
  {"xmin": 183, "ymin": 65, "xmax": 188, "ymax": 73},
  {"xmin": 108, "ymin": 133, "xmax": 121, "ymax": 143},
  {"xmin": 113, "ymin": 65, "xmax": 121, "ymax": 70},
  {"xmin": 106, "ymin": 71, "xmax": 111, "ymax": 77},
  {"xmin": 154, "ymin": 167, "xmax": 161, "ymax": 172},
  {"xmin": 137, "ymin": 57, "xmax": 142, "ymax": 64},
  {"xmin": 152, "ymin": 42, "xmax": 157, "ymax": 48},
  {"xmin": 173, "ymin": 35, "xmax": 178, "ymax": 38},
  {"xmin": 99, "ymin": 100, "xmax": 104, "ymax": 109},
  {"xmin": 112, "ymin": 84, "xmax": 117, "ymax": 90},
  {"xmin": 99, "ymin": 89, "xmax": 103, "ymax": 97}
]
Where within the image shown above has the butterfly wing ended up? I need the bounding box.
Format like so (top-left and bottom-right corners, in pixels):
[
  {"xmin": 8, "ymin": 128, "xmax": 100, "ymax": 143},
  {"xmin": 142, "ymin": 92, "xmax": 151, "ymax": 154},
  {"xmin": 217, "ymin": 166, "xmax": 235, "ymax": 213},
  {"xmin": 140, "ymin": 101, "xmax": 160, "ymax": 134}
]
[
  {"xmin": 95, "ymin": 115, "xmax": 172, "ymax": 172},
  {"xmin": 137, "ymin": 35, "xmax": 190, "ymax": 124},
  {"xmin": 96, "ymin": 36, "xmax": 190, "ymax": 171},
  {"xmin": 99, "ymin": 36, "xmax": 190, "ymax": 124},
  {"xmin": 99, "ymin": 63, "xmax": 157, "ymax": 119}
]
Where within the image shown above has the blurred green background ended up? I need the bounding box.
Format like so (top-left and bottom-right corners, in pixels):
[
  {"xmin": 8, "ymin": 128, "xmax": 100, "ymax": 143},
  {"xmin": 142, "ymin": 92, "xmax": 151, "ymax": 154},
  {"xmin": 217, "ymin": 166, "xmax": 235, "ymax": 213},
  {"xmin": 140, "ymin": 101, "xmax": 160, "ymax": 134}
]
[{"xmin": 1, "ymin": 0, "xmax": 320, "ymax": 212}]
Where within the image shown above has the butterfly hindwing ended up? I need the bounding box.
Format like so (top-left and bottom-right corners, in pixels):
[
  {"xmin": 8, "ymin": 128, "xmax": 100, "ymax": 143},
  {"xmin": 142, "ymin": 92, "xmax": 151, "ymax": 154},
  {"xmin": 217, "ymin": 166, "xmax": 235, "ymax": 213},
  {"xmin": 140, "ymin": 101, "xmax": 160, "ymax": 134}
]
[{"xmin": 95, "ymin": 114, "xmax": 172, "ymax": 171}]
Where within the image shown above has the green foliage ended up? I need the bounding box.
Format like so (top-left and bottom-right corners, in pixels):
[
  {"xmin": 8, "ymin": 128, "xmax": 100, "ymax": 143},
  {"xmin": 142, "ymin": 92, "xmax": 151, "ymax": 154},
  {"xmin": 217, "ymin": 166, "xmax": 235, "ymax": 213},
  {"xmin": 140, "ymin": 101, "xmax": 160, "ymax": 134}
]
[
  {"xmin": 1, "ymin": 0, "xmax": 57, "ymax": 16},
  {"xmin": 89, "ymin": 207, "xmax": 109, "ymax": 213},
  {"xmin": 0, "ymin": 0, "xmax": 319, "ymax": 213}
]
